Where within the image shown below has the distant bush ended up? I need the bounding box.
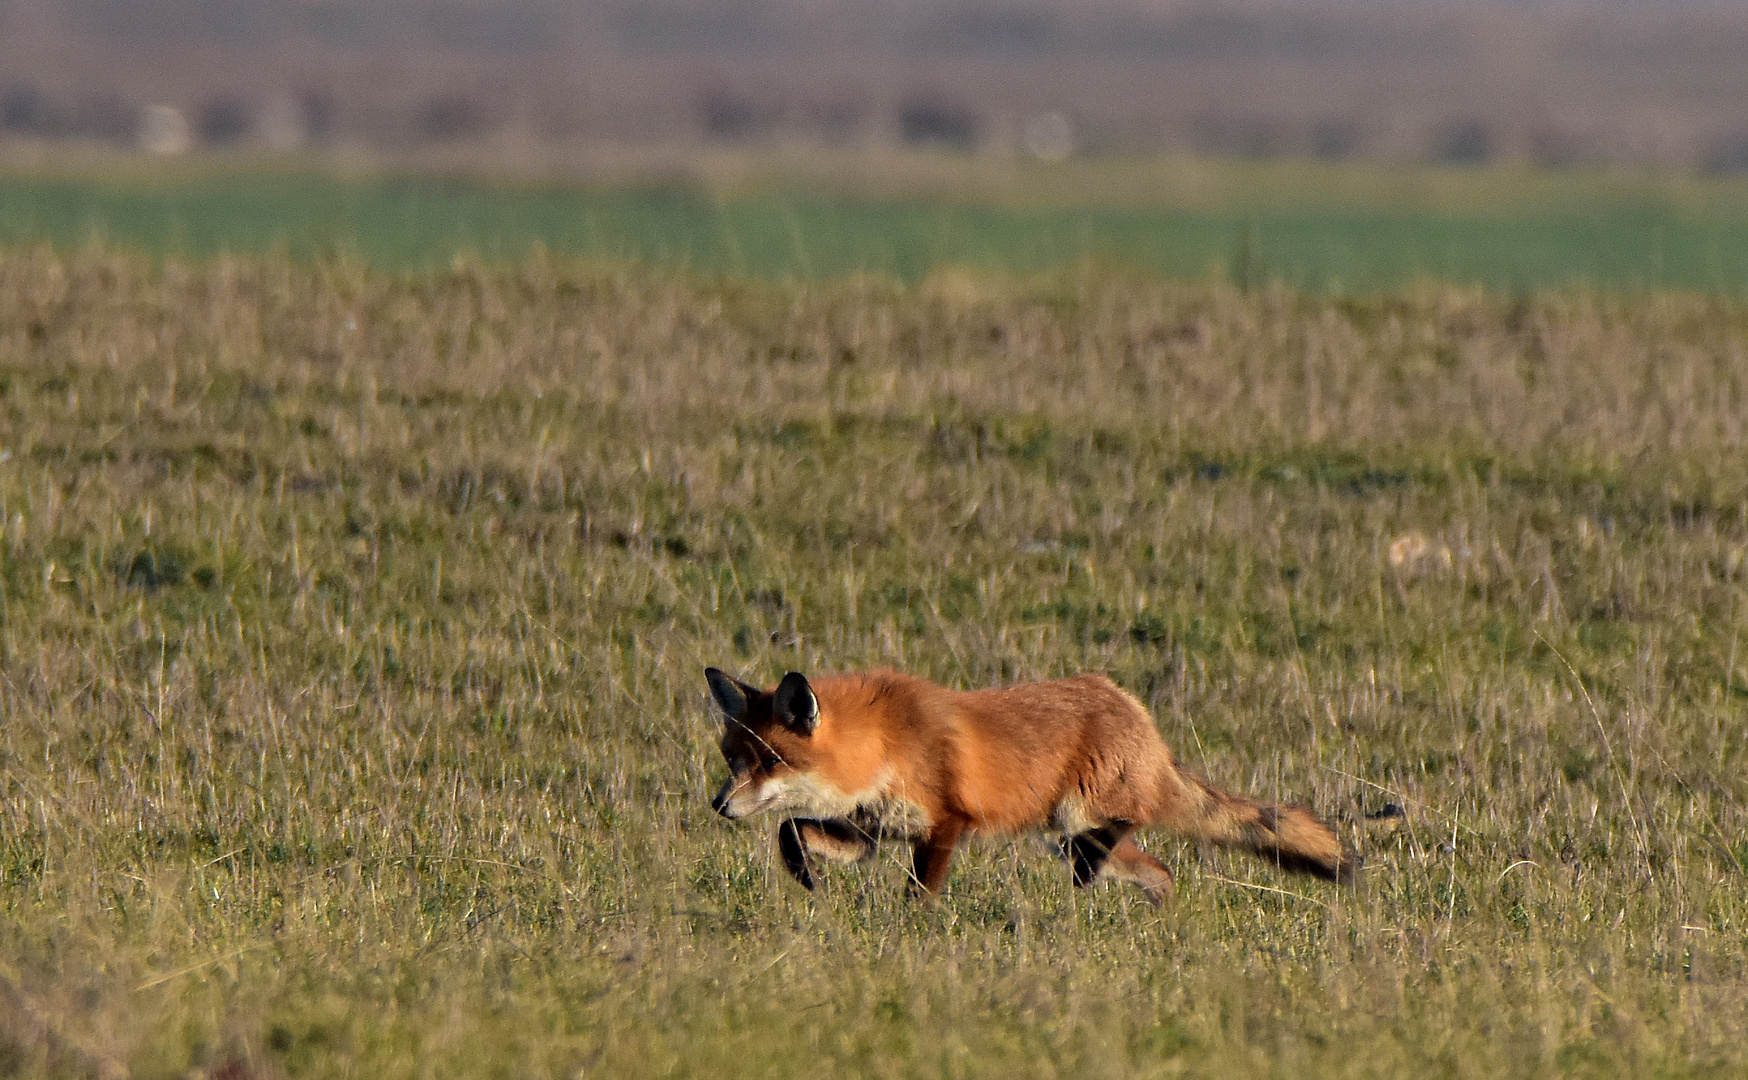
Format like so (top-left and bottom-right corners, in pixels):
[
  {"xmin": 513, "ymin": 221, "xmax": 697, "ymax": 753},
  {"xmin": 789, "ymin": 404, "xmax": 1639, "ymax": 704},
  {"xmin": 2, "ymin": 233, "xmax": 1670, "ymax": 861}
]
[
  {"xmin": 898, "ymin": 95, "xmax": 980, "ymax": 149},
  {"xmin": 197, "ymin": 95, "xmax": 253, "ymax": 146}
]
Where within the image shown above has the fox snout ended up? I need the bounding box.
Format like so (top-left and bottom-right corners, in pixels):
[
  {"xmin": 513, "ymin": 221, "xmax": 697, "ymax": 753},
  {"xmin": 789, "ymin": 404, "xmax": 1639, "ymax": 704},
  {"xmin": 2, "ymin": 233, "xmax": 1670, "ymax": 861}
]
[{"xmin": 711, "ymin": 776, "xmax": 743, "ymax": 818}]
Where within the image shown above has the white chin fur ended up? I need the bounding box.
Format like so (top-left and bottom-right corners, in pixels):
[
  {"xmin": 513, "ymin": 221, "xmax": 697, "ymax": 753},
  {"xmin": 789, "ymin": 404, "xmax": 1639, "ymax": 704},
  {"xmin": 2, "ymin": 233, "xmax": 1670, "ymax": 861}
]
[
  {"xmin": 725, "ymin": 788, "xmax": 782, "ymax": 818},
  {"xmin": 760, "ymin": 773, "xmax": 866, "ymax": 819},
  {"xmin": 732, "ymin": 771, "xmax": 930, "ymax": 831}
]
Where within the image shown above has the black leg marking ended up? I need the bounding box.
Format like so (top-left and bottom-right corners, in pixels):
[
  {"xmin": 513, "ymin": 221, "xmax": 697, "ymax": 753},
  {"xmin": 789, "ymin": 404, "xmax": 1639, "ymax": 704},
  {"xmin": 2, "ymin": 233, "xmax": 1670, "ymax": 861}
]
[
  {"xmin": 777, "ymin": 817, "xmax": 816, "ymax": 890},
  {"xmin": 1066, "ymin": 823, "xmax": 1137, "ymax": 888}
]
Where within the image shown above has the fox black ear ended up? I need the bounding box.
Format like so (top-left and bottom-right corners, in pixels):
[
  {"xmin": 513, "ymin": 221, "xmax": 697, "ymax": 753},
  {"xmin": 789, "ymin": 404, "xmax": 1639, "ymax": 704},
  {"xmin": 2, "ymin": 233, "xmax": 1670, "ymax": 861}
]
[
  {"xmin": 705, "ymin": 667, "xmax": 753, "ymax": 723},
  {"xmin": 773, "ymin": 671, "xmax": 818, "ymax": 735}
]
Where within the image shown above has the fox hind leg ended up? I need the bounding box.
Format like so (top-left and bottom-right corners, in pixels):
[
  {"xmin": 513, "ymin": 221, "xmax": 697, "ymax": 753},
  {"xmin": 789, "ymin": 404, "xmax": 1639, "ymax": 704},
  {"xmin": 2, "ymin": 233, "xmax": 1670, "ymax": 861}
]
[
  {"xmin": 1065, "ymin": 823, "xmax": 1174, "ymax": 907},
  {"xmin": 1103, "ymin": 839, "xmax": 1175, "ymax": 906},
  {"xmin": 1065, "ymin": 822, "xmax": 1134, "ymax": 887},
  {"xmin": 777, "ymin": 818, "xmax": 875, "ymax": 890}
]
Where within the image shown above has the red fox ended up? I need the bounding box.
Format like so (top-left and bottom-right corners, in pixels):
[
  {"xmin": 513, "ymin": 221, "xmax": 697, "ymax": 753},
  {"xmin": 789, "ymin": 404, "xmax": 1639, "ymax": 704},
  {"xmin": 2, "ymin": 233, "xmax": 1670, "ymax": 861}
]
[{"xmin": 706, "ymin": 666, "xmax": 1360, "ymax": 904}]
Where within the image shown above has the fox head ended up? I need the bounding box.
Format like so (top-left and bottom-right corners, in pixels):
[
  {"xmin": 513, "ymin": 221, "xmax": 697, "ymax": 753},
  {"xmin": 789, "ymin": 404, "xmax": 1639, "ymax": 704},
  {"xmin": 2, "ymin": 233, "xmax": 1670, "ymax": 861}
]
[{"xmin": 705, "ymin": 667, "xmax": 823, "ymax": 819}]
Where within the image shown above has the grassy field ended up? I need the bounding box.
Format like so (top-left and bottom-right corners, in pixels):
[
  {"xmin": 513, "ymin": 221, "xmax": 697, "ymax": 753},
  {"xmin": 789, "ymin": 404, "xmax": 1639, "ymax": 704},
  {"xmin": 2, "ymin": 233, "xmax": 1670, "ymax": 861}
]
[
  {"xmin": 2, "ymin": 246, "xmax": 1747, "ymax": 1078},
  {"xmin": 7, "ymin": 156, "xmax": 1748, "ymax": 291}
]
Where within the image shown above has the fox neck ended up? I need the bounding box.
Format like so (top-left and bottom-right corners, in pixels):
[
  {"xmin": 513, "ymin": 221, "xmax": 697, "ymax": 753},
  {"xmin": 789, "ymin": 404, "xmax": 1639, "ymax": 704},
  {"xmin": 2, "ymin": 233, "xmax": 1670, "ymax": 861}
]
[
  {"xmin": 770, "ymin": 769, "xmax": 872, "ymax": 819},
  {"xmin": 769, "ymin": 766, "xmax": 932, "ymax": 833}
]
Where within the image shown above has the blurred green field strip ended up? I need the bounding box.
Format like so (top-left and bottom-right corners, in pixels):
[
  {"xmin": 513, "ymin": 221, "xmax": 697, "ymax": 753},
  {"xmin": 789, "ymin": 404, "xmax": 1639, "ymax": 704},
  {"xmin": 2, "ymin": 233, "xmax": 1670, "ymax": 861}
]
[{"xmin": 6, "ymin": 169, "xmax": 1748, "ymax": 290}]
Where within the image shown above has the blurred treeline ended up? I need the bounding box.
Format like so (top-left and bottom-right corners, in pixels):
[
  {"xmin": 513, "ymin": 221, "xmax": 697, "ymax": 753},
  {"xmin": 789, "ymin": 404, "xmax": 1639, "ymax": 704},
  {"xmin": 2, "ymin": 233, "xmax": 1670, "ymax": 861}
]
[{"xmin": 3, "ymin": 0, "xmax": 1748, "ymax": 171}]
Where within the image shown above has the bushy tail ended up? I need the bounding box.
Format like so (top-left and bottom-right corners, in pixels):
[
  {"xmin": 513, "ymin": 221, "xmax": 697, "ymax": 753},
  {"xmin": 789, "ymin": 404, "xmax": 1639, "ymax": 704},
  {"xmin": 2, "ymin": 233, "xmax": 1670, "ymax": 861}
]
[{"xmin": 1154, "ymin": 770, "xmax": 1361, "ymax": 885}]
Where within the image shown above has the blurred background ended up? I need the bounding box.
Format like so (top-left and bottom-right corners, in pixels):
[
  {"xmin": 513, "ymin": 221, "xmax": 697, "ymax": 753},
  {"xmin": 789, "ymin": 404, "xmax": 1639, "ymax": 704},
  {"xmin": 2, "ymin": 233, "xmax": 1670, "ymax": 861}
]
[
  {"xmin": 7, "ymin": 0, "xmax": 1748, "ymax": 169},
  {"xmin": 4, "ymin": 0, "xmax": 1748, "ymax": 287}
]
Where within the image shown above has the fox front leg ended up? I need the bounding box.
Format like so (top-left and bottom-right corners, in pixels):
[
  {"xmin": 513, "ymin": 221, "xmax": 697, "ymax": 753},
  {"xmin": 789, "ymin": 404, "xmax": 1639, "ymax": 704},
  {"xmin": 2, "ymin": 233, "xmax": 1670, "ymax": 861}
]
[
  {"xmin": 908, "ymin": 814, "xmax": 968, "ymax": 897},
  {"xmin": 776, "ymin": 818, "xmax": 876, "ymax": 890}
]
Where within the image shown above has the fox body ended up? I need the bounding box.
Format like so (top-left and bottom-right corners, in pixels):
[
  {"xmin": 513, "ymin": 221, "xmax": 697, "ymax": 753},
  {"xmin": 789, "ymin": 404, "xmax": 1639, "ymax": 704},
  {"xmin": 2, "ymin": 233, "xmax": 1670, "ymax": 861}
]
[{"xmin": 706, "ymin": 666, "xmax": 1359, "ymax": 903}]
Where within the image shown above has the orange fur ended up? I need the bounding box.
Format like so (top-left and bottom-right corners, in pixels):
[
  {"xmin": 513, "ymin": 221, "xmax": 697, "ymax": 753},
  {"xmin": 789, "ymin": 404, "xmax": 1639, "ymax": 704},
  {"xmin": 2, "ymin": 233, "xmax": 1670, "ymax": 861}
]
[{"xmin": 706, "ymin": 667, "xmax": 1360, "ymax": 903}]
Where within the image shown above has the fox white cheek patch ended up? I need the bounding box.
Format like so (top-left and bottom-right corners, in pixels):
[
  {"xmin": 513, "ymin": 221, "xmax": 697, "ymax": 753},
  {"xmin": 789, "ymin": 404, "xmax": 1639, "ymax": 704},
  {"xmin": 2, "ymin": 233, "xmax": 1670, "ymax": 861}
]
[
  {"xmin": 720, "ymin": 775, "xmax": 787, "ymax": 816},
  {"xmin": 750, "ymin": 776, "xmax": 788, "ymax": 809},
  {"xmin": 726, "ymin": 773, "xmax": 863, "ymax": 819}
]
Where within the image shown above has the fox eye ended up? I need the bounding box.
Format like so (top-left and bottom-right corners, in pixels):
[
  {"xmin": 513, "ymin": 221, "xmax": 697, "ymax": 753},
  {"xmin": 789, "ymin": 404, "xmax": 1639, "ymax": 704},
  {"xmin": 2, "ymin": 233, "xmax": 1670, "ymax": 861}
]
[{"xmin": 759, "ymin": 752, "xmax": 782, "ymax": 770}]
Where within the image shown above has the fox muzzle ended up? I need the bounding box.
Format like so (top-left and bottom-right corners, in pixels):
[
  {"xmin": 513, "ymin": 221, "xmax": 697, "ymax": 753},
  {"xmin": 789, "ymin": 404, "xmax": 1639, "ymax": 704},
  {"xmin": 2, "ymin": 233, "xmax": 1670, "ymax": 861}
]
[
  {"xmin": 712, "ymin": 774, "xmax": 785, "ymax": 819},
  {"xmin": 711, "ymin": 776, "xmax": 741, "ymax": 818}
]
